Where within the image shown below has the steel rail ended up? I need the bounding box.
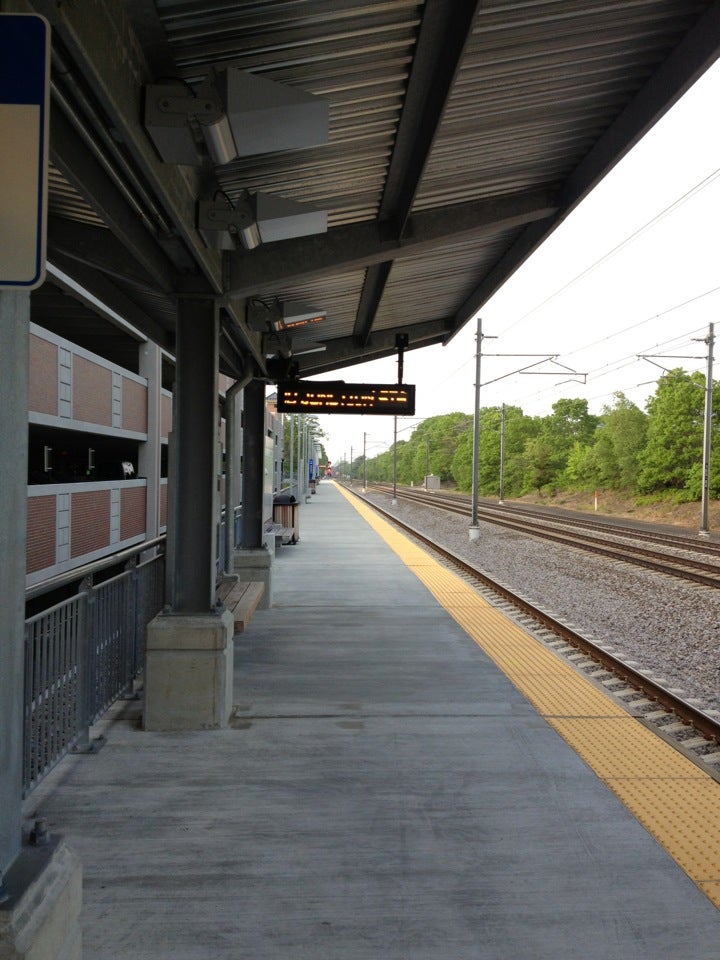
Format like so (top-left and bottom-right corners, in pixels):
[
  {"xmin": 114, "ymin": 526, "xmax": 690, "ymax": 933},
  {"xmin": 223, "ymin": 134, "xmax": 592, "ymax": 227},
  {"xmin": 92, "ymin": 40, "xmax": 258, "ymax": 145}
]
[
  {"xmin": 369, "ymin": 484, "xmax": 720, "ymax": 588},
  {"xmin": 348, "ymin": 486, "xmax": 720, "ymax": 744},
  {"xmin": 375, "ymin": 483, "xmax": 720, "ymax": 555}
]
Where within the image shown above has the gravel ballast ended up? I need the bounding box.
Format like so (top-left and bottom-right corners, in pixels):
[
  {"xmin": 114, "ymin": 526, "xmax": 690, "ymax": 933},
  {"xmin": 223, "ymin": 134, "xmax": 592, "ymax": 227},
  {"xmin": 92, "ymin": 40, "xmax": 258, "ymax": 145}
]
[{"xmin": 362, "ymin": 491, "xmax": 720, "ymax": 714}]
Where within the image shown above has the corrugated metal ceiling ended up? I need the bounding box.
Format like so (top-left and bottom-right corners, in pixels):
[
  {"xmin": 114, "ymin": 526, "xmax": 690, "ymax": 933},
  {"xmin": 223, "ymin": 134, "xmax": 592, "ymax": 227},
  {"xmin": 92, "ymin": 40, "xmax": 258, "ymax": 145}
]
[{"xmin": 34, "ymin": 0, "xmax": 720, "ymax": 378}]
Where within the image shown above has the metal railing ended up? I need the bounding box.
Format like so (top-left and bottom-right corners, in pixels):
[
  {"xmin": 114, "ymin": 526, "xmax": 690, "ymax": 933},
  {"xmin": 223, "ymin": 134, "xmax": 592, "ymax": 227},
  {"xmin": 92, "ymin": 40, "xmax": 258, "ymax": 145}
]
[{"xmin": 23, "ymin": 540, "xmax": 165, "ymax": 796}]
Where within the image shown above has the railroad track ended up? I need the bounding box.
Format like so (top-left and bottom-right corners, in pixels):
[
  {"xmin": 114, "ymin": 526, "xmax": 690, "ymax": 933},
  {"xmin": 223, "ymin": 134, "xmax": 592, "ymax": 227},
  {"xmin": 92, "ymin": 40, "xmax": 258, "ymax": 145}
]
[
  {"xmin": 368, "ymin": 483, "xmax": 720, "ymax": 589},
  {"xmin": 346, "ymin": 484, "xmax": 720, "ymax": 768}
]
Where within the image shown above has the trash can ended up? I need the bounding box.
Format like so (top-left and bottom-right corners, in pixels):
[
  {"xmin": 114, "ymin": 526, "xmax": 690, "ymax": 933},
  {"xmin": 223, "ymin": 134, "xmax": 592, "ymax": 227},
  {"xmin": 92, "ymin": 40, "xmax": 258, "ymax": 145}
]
[{"xmin": 273, "ymin": 494, "xmax": 300, "ymax": 543}]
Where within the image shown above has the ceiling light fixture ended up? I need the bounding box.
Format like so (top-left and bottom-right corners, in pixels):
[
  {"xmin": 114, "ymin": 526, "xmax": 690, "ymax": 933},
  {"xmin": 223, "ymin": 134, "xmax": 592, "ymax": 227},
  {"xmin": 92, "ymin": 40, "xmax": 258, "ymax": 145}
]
[
  {"xmin": 197, "ymin": 194, "xmax": 327, "ymax": 251},
  {"xmin": 144, "ymin": 68, "xmax": 329, "ymax": 167},
  {"xmin": 247, "ymin": 299, "xmax": 326, "ymax": 335}
]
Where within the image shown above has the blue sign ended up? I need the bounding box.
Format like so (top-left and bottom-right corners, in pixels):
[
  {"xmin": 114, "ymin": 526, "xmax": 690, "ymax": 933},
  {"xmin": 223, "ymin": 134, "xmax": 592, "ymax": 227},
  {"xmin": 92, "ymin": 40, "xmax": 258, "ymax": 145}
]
[
  {"xmin": 0, "ymin": 14, "xmax": 50, "ymax": 289},
  {"xmin": 308, "ymin": 458, "xmax": 314, "ymax": 480}
]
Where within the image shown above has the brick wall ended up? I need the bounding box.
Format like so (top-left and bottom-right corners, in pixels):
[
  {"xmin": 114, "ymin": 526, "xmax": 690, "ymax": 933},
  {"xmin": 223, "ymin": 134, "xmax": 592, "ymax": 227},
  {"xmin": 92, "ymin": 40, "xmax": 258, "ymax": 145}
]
[
  {"xmin": 73, "ymin": 356, "xmax": 112, "ymax": 425},
  {"xmin": 122, "ymin": 377, "xmax": 148, "ymax": 433},
  {"xmin": 71, "ymin": 490, "xmax": 110, "ymax": 557},
  {"xmin": 29, "ymin": 335, "xmax": 58, "ymax": 416},
  {"xmin": 27, "ymin": 496, "xmax": 56, "ymax": 574},
  {"xmin": 161, "ymin": 393, "xmax": 172, "ymax": 438},
  {"xmin": 120, "ymin": 486, "xmax": 146, "ymax": 540}
]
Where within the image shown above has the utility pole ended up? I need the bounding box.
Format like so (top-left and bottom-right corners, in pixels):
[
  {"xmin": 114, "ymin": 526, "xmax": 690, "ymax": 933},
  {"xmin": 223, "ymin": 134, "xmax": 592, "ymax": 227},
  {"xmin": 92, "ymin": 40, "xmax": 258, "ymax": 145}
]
[
  {"xmin": 700, "ymin": 321, "xmax": 715, "ymax": 538},
  {"xmin": 642, "ymin": 328, "xmax": 716, "ymax": 538},
  {"xmin": 499, "ymin": 403, "xmax": 506, "ymax": 505},
  {"xmin": 392, "ymin": 416, "xmax": 398, "ymax": 505},
  {"xmin": 363, "ymin": 432, "xmax": 367, "ymax": 491},
  {"xmin": 470, "ymin": 318, "xmax": 483, "ymax": 539},
  {"xmin": 469, "ymin": 330, "xmax": 580, "ymax": 539}
]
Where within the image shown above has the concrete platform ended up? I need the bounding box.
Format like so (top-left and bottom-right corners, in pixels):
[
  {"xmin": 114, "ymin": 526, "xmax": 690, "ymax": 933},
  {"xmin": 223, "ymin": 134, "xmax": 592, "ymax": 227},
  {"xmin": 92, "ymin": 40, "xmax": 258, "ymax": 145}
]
[{"xmin": 24, "ymin": 481, "xmax": 720, "ymax": 959}]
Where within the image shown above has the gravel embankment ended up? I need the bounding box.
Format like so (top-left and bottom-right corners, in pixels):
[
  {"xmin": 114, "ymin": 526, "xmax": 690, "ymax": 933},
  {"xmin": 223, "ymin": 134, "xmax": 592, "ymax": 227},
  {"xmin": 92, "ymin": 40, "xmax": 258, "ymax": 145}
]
[{"xmin": 363, "ymin": 492, "xmax": 720, "ymax": 713}]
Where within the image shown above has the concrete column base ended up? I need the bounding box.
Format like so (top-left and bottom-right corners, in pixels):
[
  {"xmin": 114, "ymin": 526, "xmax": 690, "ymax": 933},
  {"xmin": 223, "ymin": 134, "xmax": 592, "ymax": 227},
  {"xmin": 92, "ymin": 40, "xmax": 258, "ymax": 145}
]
[
  {"xmin": 0, "ymin": 841, "xmax": 82, "ymax": 960},
  {"xmin": 144, "ymin": 609, "xmax": 235, "ymax": 731},
  {"xmin": 234, "ymin": 547, "xmax": 273, "ymax": 609}
]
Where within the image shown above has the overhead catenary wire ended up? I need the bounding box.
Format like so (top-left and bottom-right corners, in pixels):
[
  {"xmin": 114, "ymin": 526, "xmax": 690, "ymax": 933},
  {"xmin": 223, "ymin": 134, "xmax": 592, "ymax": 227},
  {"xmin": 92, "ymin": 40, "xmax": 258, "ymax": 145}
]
[{"xmin": 496, "ymin": 166, "xmax": 720, "ymax": 339}]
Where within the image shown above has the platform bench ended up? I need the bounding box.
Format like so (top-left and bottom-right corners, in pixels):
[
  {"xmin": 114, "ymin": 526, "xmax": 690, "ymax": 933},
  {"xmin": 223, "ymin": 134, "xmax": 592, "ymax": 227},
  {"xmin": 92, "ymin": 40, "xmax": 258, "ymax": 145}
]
[
  {"xmin": 216, "ymin": 577, "xmax": 265, "ymax": 634},
  {"xmin": 264, "ymin": 521, "xmax": 295, "ymax": 552}
]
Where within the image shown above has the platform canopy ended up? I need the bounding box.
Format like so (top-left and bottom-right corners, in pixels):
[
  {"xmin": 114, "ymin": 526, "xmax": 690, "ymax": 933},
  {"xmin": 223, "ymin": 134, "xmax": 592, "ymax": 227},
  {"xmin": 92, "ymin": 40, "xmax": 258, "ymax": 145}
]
[{"xmin": 10, "ymin": 0, "xmax": 720, "ymax": 381}]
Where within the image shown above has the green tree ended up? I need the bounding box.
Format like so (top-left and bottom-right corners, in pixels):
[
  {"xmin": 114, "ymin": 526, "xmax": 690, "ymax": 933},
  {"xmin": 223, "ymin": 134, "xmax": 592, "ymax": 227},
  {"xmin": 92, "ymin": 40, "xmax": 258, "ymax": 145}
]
[
  {"xmin": 522, "ymin": 399, "xmax": 598, "ymax": 492},
  {"xmin": 637, "ymin": 369, "xmax": 707, "ymax": 496},
  {"xmin": 562, "ymin": 441, "xmax": 600, "ymax": 488},
  {"xmin": 593, "ymin": 392, "xmax": 648, "ymax": 489},
  {"xmin": 520, "ymin": 435, "xmax": 557, "ymax": 494},
  {"xmin": 449, "ymin": 405, "xmax": 533, "ymax": 495}
]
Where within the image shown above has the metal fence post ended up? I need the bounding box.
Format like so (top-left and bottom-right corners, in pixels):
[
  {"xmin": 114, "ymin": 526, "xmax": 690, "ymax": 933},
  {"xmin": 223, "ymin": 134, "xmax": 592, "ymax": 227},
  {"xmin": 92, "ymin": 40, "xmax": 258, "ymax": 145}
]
[{"xmin": 71, "ymin": 576, "xmax": 105, "ymax": 755}]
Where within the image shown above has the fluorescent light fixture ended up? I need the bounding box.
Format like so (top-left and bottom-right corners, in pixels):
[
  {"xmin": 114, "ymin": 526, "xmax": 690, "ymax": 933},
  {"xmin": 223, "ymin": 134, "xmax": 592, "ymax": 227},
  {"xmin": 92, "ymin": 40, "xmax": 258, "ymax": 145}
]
[
  {"xmin": 215, "ymin": 68, "xmax": 329, "ymax": 159},
  {"xmin": 262, "ymin": 331, "xmax": 293, "ymax": 359},
  {"xmin": 256, "ymin": 194, "xmax": 327, "ymax": 243},
  {"xmin": 292, "ymin": 341, "xmax": 327, "ymax": 356},
  {"xmin": 202, "ymin": 113, "xmax": 236, "ymax": 167},
  {"xmin": 144, "ymin": 69, "xmax": 328, "ymax": 166},
  {"xmin": 282, "ymin": 301, "xmax": 326, "ymax": 328},
  {"xmin": 144, "ymin": 78, "xmax": 223, "ymax": 166},
  {"xmin": 197, "ymin": 195, "xmax": 260, "ymax": 250},
  {"xmin": 247, "ymin": 299, "xmax": 282, "ymax": 332},
  {"xmin": 248, "ymin": 299, "xmax": 326, "ymax": 337},
  {"xmin": 262, "ymin": 333, "xmax": 326, "ymax": 359},
  {"xmin": 197, "ymin": 194, "xmax": 326, "ymax": 251}
]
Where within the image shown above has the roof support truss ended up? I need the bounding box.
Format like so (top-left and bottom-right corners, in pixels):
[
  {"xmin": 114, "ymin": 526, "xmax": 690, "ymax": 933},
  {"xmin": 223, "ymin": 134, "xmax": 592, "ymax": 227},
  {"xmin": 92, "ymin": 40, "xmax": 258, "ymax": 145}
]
[{"xmin": 228, "ymin": 188, "xmax": 559, "ymax": 298}]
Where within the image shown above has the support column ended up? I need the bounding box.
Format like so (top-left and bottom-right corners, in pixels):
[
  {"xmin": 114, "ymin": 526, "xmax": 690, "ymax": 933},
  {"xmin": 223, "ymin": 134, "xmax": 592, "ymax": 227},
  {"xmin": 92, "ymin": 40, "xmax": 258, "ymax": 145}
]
[
  {"xmin": 145, "ymin": 299, "xmax": 234, "ymax": 730},
  {"xmin": 0, "ymin": 292, "xmax": 82, "ymax": 960},
  {"xmin": 235, "ymin": 378, "xmax": 272, "ymax": 607},
  {"xmin": 240, "ymin": 379, "xmax": 265, "ymax": 550},
  {"xmin": 224, "ymin": 376, "xmax": 250, "ymax": 575},
  {"xmin": 138, "ymin": 340, "xmax": 161, "ymax": 542},
  {"xmin": 171, "ymin": 299, "xmax": 218, "ymax": 612},
  {"xmin": 0, "ymin": 290, "xmax": 29, "ymax": 879}
]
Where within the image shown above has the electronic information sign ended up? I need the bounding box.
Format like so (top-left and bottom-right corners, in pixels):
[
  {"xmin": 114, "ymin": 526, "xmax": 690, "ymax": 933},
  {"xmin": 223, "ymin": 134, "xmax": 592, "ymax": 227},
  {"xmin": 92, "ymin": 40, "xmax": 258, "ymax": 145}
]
[
  {"xmin": 0, "ymin": 14, "xmax": 50, "ymax": 289},
  {"xmin": 276, "ymin": 381, "xmax": 416, "ymax": 416}
]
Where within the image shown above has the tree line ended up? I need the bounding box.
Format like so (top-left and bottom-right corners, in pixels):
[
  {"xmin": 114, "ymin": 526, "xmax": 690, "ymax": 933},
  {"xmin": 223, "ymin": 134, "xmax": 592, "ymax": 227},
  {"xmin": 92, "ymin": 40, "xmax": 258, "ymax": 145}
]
[{"xmin": 334, "ymin": 368, "xmax": 720, "ymax": 502}]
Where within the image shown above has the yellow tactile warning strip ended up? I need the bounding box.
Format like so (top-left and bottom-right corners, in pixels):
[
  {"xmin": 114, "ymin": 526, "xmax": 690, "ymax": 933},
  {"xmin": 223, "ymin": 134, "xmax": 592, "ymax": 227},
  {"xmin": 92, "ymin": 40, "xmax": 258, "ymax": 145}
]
[{"xmin": 336, "ymin": 484, "xmax": 720, "ymax": 908}]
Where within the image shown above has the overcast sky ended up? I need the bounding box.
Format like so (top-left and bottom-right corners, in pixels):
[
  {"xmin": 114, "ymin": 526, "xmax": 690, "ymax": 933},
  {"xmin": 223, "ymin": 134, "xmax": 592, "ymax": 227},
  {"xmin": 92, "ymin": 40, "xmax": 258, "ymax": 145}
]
[{"xmin": 308, "ymin": 58, "xmax": 720, "ymax": 465}]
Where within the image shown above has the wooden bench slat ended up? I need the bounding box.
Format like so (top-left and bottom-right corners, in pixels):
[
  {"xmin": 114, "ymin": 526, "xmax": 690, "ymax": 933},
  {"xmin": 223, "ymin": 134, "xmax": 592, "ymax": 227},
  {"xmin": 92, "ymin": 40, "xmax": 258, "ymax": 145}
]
[{"xmin": 215, "ymin": 578, "xmax": 265, "ymax": 633}]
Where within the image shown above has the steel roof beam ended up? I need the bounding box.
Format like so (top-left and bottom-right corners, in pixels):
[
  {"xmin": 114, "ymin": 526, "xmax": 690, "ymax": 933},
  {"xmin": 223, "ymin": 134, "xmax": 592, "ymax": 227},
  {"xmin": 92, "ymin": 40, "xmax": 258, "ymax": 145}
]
[
  {"xmin": 295, "ymin": 318, "xmax": 451, "ymax": 377},
  {"xmin": 228, "ymin": 187, "xmax": 559, "ymax": 297},
  {"xmin": 353, "ymin": 262, "xmax": 393, "ymax": 346},
  {"xmin": 47, "ymin": 218, "xmax": 160, "ymax": 290},
  {"xmin": 354, "ymin": 0, "xmax": 481, "ymax": 349},
  {"xmin": 449, "ymin": 0, "xmax": 720, "ymax": 340},
  {"xmin": 49, "ymin": 108, "xmax": 179, "ymax": 295},
  {"xmin": 48, "ymin": 254, "xmax": 174, "ymax": 349},
  {"xmin": 379, "ymin": 0, "xmax": 481, "ymax": 236}
]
